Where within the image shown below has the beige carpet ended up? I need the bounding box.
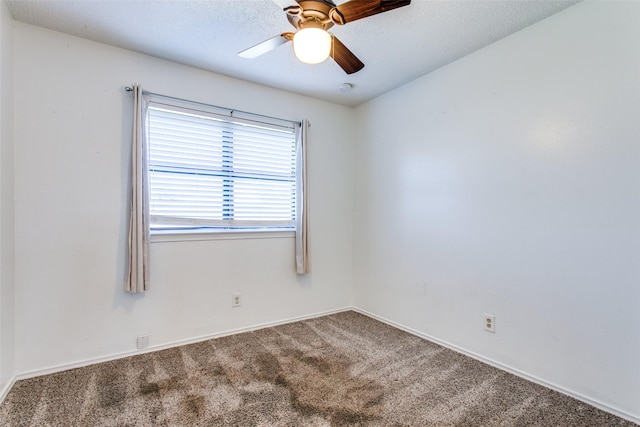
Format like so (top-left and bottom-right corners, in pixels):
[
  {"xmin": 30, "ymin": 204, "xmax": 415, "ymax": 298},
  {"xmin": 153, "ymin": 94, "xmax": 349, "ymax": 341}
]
[{"xmin": 0, "ymin": 311, "xmax": 634, "ymax": 426}]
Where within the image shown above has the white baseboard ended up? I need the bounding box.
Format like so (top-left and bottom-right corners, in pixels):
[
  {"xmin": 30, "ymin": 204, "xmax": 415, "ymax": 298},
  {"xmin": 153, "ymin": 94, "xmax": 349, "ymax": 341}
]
[
  {"xmin": 14, "ymin": 306, "xmax": 352, "ymax": 382},
  {"xmin": 352, "ymin": 307, "xmax": 640, "ymax": 426},
  {"xmin": 0, "ymin": 376, "xmax": 16, "ymax": 403}
]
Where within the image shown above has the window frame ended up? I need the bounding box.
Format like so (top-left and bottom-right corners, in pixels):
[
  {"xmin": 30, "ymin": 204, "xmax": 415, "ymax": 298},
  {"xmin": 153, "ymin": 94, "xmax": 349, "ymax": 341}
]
[{"xmin": 142, "ymin": 94, "xmax": 299, "ymax": 240}]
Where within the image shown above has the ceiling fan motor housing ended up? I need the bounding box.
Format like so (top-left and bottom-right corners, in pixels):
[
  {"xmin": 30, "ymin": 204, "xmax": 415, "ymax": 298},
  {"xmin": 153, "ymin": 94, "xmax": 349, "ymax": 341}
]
[{"xmin": 286, "ymin": 0, "xmax": 340, "ymax": 30}]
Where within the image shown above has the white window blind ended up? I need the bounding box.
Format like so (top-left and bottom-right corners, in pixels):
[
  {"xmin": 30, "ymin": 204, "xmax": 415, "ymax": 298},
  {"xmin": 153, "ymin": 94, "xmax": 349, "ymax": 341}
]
[{"xmin": 145, "ymin": 98, "xmax": 297, "ymax": 231}]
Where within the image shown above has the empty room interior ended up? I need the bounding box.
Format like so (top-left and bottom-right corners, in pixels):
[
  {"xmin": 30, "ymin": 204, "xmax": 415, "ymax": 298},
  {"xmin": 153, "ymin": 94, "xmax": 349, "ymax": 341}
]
[{"xmin": 0, "ymin": 0, "xmax": 639, "ymax": 425}]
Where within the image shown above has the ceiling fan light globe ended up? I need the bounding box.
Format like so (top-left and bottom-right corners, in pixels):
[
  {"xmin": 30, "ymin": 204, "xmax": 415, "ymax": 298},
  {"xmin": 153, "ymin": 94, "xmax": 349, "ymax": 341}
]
[{"xmin": 293, "ymin": 28, "xmax": 331, "ymax": 64}]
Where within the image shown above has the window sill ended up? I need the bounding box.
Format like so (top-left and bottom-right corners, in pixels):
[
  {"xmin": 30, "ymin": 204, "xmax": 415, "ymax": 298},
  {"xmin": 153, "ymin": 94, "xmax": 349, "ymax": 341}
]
[{"xmin": 150, "ymin": 229, "xmax": 295, "ymax": 243}]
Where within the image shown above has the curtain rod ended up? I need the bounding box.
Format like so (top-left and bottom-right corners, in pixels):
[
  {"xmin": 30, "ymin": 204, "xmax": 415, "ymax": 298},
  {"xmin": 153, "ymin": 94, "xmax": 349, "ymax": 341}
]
[{"xmin": 124, "ymin": 86, "xmax": 303, "ymax": 128}]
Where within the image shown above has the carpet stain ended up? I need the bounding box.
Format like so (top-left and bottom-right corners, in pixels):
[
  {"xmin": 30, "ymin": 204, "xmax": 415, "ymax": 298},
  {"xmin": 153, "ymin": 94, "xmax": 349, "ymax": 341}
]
[
  {"xmin": 276, "ymin": 348, "xmax": 384, "ymax": 425},
  {"xmin": 98, "ymin": 382, "xmax": 126, "ymax": 408},
  {"xmin": 139, "ymin": 382, "xmax": 160, "ymax": 395},
  {"xmin": 139, "ymin": 376, "xmax": 183, "ymax": 396},
  {"xmin": 97, "ymin": 368, "xmax": 127, "ymax": 409},
  {"xmin": 181, "ymin": 393, "xmax": 206, "ymax": 419},
  {"xmin": 255, "ymin": 352, "xmax": 282, "ymax": 383}
]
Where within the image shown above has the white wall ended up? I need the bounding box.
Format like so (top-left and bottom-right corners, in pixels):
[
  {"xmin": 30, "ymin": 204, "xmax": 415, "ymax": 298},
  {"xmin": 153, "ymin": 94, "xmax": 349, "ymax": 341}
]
[
  {"xmin": 13, "ymin": 22, "xmax": 354, "ymax": 374},
  {"xmin": 0, "ymin": 0, "xmax": 15, "ymax": 395},
  {"xmin": 353, "ymin": 1, "xmax": 640, "ymax": 421}
]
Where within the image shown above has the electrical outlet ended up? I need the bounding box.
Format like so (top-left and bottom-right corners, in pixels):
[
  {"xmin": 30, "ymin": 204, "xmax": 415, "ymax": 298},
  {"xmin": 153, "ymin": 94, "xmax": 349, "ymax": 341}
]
[
  {"xmin": 484, "ymin": 314, "xmax": 495, "ymax": 333},
  {"xmin": 137, "ymin": 334, "xmax": 149, "ymax": 349},
  {"xmin": 232, "ymin": 293, "xmax": 242, "ymax": 308}
]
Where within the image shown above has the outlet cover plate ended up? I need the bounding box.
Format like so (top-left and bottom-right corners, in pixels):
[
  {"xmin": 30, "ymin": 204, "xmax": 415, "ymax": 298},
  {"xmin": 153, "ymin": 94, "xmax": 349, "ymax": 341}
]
[
  {"xmin": 137, "ymin": 334, "xmax": 149, "ymax": 349},
  {"xmin": 232, "ymin": 293, "xmax": 242, "ymax": 307},
  {"xmin": 484, "ymin": 314, "xmax": 496, "ymax": 333}
]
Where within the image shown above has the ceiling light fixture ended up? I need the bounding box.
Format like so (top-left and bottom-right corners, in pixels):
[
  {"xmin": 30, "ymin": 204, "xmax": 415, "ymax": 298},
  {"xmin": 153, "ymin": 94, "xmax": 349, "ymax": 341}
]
[{"xmin": 293, "ymin": 28, "xmax": 332, "ymax": 64}]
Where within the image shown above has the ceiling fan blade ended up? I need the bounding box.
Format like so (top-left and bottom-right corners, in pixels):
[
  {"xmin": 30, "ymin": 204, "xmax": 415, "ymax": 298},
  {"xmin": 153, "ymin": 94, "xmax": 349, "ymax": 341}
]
[
  {"xmin": 238, "ymin": 33, "xmax": 293, "ymax": 58},
  {"xmin": 331, "ymin": 0, "xmax": 411, "ymax": 25},
  {"xmin": 330, "ymin": 36, "xmax": 364, "ymax": 74}
]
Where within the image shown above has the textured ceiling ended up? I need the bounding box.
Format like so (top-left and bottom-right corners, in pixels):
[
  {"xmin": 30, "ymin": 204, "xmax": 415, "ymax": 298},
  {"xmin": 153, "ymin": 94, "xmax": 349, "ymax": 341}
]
[{"xmin": 6, "ymin": 0, "xmax": 580, "ymax": 107}]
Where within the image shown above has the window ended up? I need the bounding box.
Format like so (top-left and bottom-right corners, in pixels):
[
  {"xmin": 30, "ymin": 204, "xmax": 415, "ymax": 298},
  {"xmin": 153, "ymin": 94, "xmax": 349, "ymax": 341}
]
[{"xmin": 144, "ymin": 96, "xmax": 297, "ymax": 233}]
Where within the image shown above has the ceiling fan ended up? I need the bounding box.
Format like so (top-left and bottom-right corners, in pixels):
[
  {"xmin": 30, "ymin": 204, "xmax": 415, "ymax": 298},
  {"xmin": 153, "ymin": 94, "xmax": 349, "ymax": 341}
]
[{"xmin": 238, "ymin": 0, "xmax": 411, "ymax": 74}]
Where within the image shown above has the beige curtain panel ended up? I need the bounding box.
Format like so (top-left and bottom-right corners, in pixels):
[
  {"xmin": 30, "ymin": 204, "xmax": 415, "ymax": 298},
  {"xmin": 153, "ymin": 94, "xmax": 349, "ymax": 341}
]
[
  {"xmin": 126, "ymin": 84, "xmax": 150, "ymax": 293},
  {"xmin": 295, "ymin": 119, "xmax": 310, "ymax": 274}
]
